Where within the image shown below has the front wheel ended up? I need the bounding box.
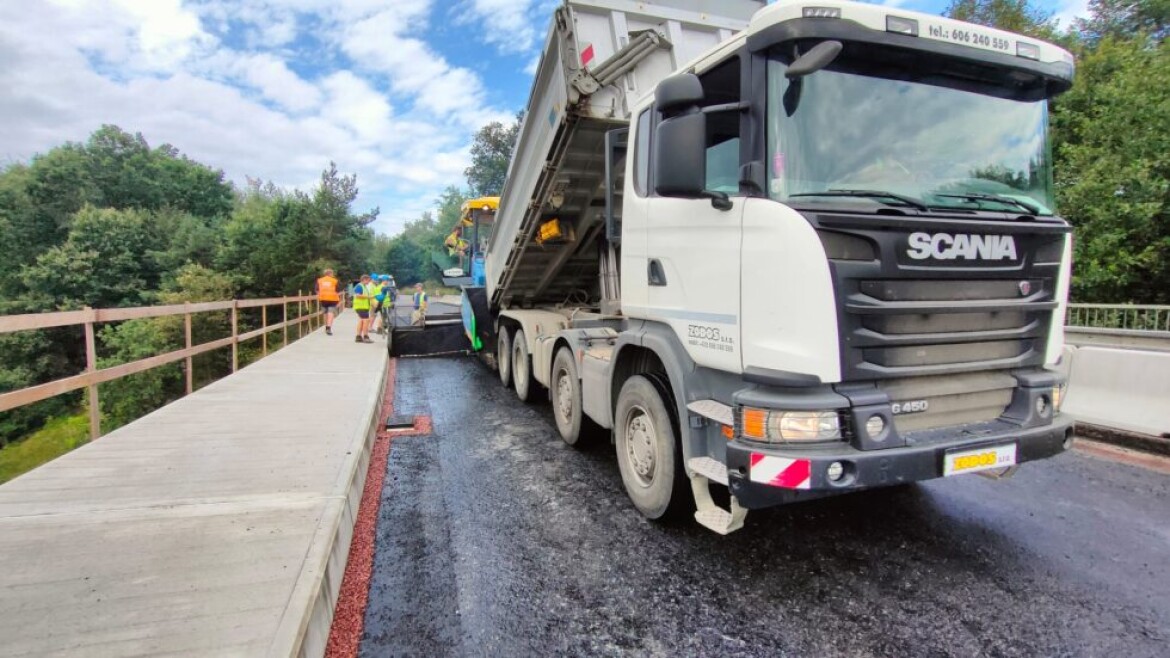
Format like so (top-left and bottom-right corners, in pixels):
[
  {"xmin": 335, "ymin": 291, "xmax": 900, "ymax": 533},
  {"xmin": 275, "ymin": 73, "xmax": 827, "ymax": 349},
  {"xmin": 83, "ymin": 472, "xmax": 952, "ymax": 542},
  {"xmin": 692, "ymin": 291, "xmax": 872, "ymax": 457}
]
[
  {"xmin": 614, "ymin": 375, "xmax": 684, "ymax": 520},
  {"xmin": 497, "ymin": 328, "xmax": 512, "ymax": 388}
]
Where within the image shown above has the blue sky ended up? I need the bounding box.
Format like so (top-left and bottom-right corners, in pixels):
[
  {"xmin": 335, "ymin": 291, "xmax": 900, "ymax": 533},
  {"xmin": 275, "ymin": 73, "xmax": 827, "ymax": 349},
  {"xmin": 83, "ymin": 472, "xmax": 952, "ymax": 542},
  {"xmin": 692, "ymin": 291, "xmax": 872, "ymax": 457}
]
[{"xmin": 0, "ymin": 0, "xmax": 1087, "ymax": 236}]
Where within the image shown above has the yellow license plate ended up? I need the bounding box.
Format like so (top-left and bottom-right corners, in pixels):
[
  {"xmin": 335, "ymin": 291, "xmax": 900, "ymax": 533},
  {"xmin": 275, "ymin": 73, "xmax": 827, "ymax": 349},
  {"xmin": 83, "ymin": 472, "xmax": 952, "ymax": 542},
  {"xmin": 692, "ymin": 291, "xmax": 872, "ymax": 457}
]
[{"xmin": 944, "ymin": 444, "xmax": 1017, "ymax": 476}]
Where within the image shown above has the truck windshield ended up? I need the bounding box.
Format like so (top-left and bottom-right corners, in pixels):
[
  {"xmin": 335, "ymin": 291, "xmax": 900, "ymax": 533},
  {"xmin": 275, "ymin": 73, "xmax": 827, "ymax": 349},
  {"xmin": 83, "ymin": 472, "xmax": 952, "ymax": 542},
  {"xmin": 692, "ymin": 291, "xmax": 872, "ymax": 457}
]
[{"xmin": 766, "ymin": 56, "xmax": 1055, "ymax": 215}]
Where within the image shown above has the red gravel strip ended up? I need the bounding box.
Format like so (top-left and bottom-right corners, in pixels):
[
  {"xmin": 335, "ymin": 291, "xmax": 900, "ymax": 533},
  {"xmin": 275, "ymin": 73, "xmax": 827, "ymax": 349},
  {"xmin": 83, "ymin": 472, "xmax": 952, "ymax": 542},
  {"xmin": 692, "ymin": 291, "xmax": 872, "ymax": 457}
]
[{"xmin": 325, "ymin": 359, "xmax": 434, "ymax": 658}]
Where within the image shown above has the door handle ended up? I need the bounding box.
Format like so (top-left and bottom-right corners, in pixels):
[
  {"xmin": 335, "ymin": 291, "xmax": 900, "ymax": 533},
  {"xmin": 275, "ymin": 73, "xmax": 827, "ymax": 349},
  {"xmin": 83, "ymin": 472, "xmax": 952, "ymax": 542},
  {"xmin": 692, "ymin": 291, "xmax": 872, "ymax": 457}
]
[{"xmin": 648, "ymin": 259, "xmax": 667, "ymax": 287}]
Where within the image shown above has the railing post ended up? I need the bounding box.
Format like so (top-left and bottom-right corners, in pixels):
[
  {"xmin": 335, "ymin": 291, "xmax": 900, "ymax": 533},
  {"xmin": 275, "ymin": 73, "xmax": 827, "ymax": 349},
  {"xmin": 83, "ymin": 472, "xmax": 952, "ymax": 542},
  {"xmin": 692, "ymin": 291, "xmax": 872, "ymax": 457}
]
[
  {"xmin": 83, "ymin": 307, "xmax": 101, "ymax": 441},
  {"xmin": 262, "ymin": 304, "xmax": 268, "ymax": 357},
  {"xmin": 283, "ymin": 298, "xmax": 289, "ymax": 348},
  {"xmin": 231, "ymin": 301, "xmax": 239, "ymax": 373},
  {"xmin": 184, "ymin": 304, "xmax": 193, "ymax": 395}
]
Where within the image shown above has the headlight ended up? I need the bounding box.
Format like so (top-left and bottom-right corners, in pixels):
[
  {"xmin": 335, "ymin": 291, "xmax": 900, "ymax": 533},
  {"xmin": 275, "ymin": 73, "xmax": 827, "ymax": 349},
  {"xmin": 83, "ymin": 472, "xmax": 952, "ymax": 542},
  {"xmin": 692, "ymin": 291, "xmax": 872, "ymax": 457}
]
[{"xmin": 740, "ymin": 407, "xmax": 842, "ymax": 442}]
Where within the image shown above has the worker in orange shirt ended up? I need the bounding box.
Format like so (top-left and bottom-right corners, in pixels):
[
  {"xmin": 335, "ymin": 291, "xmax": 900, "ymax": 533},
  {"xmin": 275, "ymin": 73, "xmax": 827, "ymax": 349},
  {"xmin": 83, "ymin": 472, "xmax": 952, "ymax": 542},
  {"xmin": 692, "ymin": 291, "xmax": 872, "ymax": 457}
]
[{"xmin": 316, "ymin": 268, "xmax": 341, "ymax": 336}]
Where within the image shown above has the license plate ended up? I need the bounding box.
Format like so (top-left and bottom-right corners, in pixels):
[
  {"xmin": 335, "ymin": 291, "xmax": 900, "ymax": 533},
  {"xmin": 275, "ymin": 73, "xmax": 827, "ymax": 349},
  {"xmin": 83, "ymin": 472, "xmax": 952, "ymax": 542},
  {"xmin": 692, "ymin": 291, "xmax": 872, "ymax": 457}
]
[{"xmin": 944, "ymin": 443, "xmax": 1017, "ymax": 476}]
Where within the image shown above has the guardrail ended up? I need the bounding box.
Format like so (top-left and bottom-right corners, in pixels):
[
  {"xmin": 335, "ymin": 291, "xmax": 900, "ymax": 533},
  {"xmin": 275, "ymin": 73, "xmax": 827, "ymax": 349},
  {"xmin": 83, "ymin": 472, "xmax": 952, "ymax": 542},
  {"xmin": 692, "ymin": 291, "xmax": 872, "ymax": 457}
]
[
  {"xmin": 0, "ymin": 295, "xmax": 328, "ymax": 441},
  {"xmin": 1066, "ymin": 304, "xmax": 1170, "ymax": 332}
]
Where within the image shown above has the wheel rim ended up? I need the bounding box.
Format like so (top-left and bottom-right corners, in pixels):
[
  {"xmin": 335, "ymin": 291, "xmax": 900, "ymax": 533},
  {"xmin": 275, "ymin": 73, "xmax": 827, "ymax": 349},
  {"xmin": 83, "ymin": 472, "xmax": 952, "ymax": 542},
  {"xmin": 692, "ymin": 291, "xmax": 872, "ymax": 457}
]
[
  {"xmin": 555, "ymin": 369, "xmax": 573, "ymax": 424},
  {"xmin": 623, "ymin": 404, "xmax": 657, "ymax": 488}
]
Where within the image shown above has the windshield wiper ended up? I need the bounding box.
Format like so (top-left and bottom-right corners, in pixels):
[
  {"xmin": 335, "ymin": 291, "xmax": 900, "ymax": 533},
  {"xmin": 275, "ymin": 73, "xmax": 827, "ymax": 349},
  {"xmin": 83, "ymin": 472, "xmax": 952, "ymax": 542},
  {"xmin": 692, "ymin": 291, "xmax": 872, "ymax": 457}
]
[
  {"xmin": 788, "ymin": 189, "xmax": 929, "ymax": 211},
  {"xmin": 932, "ymin": 192, "xmax": 1040, "ymax": 215}
]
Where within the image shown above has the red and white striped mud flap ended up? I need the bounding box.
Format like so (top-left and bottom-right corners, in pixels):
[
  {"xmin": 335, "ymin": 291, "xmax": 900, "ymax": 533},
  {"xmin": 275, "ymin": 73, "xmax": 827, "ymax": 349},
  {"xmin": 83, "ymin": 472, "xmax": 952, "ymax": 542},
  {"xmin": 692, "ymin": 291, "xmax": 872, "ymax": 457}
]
[{"xmin": 749, "ymin": 453, "xmax": 812, "ymax": 489}]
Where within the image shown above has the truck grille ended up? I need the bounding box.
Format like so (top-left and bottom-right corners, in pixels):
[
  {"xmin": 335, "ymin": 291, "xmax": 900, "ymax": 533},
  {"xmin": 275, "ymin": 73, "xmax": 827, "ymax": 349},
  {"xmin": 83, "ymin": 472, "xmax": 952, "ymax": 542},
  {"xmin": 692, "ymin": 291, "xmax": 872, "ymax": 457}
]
[
  {"xmin": 877, "ymin": 371, "xmax": 1016, "ymax": 433},
  {"xmin": 811, "ymin": 212, "xmax": 1070, "ymax": 382}
]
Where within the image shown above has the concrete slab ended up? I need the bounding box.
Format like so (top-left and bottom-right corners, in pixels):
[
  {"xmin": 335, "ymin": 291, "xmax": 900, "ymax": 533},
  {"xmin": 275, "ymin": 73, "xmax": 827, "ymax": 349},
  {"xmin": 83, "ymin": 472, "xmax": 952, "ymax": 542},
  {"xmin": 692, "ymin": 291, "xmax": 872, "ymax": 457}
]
[{"xmin": 0, "ymin": 311, "xmax": 386, "ymax": 657}]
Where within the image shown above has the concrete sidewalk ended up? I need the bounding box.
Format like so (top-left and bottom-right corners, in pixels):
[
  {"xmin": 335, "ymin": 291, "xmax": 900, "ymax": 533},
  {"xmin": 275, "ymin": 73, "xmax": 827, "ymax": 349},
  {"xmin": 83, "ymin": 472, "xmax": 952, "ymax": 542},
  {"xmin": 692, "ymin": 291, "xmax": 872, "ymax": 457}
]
[{"xmin": 0, "ymin": 311, "xmax": 386, "ymax": 657}]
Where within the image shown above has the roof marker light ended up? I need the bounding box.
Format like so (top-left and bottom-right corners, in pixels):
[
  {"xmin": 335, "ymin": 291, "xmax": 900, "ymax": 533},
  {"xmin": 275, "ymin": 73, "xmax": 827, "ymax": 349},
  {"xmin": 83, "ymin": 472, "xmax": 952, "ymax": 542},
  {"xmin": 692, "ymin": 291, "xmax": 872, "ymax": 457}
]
[
  {"xmin": 803, "ymin": 7, "xmax": 842, "ymax": 19},
  {"xmin": 1017, "ymin": 42, "xmax": 1041, "ymax": 60},
  {"xmin": 886, "ymin": 16, "xmax": 919, "ymax": 36}
]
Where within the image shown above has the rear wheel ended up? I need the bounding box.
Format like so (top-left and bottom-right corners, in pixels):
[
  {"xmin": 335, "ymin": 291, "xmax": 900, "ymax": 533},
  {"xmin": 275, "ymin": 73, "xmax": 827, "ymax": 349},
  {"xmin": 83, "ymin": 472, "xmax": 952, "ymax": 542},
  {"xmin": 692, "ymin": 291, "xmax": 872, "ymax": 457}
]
[
  {"xmin": 497, "ymin": 328, "xmax": 512, "ymax": 388},
  {"xmin": 551, "ymin": 348, "xmax": 586, "ymax": 446},
  {"xmin": 614, "ymin": 375, "xmax": 685, "ymax": 520},
  {"xmin": 512, "ymin": 329, "xmax": 534, "ymax": 402}
]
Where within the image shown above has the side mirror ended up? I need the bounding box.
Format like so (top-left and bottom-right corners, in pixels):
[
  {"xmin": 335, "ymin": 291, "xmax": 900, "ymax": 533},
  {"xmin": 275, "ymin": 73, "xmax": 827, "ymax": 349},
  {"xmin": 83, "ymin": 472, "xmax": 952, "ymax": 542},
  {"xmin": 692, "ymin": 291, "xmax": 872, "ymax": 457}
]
[
  {"xmin": 655, "ymin": 73, "xmax": 703, "ymax": 114},
  {"xmin": 654, "ymin": 111, "xmax": 705, "ymax": 197},
  {"xmin": 786, "ymin": 40, "xmax": 843, "ymax": 79}
]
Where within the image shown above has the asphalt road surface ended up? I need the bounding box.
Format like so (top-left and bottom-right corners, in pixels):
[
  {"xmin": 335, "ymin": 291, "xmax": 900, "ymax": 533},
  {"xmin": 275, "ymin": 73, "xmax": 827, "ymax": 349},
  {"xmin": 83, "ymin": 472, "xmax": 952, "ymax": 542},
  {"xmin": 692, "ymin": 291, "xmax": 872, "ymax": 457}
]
[{"xmin": 360, "ymin": 357, "xmax": 1170, "ymax": 657}]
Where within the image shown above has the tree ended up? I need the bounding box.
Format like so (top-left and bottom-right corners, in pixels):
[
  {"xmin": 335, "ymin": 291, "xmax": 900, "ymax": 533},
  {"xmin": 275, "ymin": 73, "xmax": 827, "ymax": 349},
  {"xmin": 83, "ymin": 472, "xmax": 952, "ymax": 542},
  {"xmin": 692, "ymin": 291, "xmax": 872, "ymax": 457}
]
[
  {"xmin": 1051, "ymin": 37, "xmax": 1170, "ymax": 302},
  {"xmin": 217, "ymin": 165, "xmax": 378, "ymax": 294},
  {"xmin": 944, "ymin": 0, "xmax": 1058, "ymax": 37},
  {"xmin": 21, "ymin": 206, "xmax": 165, "ymax": 310},
  {"xmin": 1074, "ymin": 0, "xmax": 1170, "ymax": 44},
  {"xmin": 464, "ymin": 114, "xmax": 522, "ymax": 197}
]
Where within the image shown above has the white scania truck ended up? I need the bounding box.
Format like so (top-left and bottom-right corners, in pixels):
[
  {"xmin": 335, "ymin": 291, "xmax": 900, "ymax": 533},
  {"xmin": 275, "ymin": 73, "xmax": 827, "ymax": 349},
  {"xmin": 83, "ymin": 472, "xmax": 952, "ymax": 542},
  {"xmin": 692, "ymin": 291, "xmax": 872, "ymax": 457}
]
[{"xmin": 466, "ymin": 0, "xmax": 1077, "ymax": 534}]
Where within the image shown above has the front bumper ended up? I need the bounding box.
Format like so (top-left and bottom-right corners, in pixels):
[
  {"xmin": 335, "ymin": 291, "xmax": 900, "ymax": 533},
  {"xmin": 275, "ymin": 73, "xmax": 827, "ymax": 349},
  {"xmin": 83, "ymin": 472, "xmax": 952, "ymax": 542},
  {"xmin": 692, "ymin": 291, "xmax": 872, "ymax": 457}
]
[{"xmin": 725, "ymin": 413, "xmax": 1074, "ymax": 509}]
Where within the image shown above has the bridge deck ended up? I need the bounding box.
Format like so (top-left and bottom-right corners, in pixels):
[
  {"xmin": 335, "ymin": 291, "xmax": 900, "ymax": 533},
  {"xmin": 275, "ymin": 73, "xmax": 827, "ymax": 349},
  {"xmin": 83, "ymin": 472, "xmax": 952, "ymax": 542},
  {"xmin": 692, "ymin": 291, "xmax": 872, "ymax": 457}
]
[{"xmin": 0, "ymin": 311, "xmax": 386, "ymax": 657}]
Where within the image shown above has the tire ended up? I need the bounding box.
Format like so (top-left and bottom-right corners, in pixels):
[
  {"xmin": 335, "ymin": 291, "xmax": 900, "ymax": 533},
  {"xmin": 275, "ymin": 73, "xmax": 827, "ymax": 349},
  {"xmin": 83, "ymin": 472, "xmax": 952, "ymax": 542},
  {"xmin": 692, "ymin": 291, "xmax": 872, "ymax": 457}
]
[
  {"xmin": 512, "ymin": 328, "xmax": 534, "ymax": 402},
  {"xmin": 614, "ymin": 375, "xmax": 686, "ymax": 520},
  {"xmin": 551, "ymin": 348, "xmax": 586, "ymax": 446},
  {"xmin": 497, "ymin": 328, "xmax": 512, "ymax": 388}
]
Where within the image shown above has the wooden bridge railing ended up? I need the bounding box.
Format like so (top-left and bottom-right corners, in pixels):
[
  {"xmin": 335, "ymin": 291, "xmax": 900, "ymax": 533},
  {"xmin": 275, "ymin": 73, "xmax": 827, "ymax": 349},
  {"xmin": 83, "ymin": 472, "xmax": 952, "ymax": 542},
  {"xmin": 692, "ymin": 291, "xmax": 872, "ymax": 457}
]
[{"xmin": 0, "ymin": 295, "xmax": 326, "ymax": 441}]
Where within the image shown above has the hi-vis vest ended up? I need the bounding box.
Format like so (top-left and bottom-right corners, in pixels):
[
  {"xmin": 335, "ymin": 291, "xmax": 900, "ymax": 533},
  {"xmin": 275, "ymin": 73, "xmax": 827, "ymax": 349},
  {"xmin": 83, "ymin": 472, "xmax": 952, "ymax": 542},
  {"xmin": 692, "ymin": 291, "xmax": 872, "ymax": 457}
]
[
  {"xmin": 316, "ymin": 276, "xmax": 340, "ymax": 302},
  {"xmin": 369, "ymin": 282, "xmax": 384, "ymax": 303},
  {"xmin": 353, "ymin": 284, "xmax": 371, "ymax": 311},
  {"xmin": 413, "ymin": 291, "xmax": 428, "ymax": 309}
]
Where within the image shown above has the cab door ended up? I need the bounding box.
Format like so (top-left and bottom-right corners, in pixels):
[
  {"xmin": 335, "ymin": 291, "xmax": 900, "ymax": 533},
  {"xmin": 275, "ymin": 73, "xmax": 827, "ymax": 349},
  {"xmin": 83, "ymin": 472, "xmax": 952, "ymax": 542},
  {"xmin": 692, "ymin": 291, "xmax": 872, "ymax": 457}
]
[{"xmin": 643, "ymin": 57, "xmax": 745, "ymax": 373}]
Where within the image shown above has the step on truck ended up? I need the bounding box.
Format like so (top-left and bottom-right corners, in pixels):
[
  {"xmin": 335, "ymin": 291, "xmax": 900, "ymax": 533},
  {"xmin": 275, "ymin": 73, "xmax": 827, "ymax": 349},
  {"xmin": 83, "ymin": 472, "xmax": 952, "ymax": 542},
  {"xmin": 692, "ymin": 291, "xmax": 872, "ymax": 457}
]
[{"xmin": 466, "ymin": 0, "xmax": 1077, "ymax": 534}]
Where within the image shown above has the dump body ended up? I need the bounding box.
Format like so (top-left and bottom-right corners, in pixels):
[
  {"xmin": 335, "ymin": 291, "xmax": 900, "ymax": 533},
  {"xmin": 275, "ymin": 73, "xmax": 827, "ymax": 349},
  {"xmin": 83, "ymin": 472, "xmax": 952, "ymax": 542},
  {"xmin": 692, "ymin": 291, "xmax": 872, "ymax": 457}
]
[{"xmin": 486, "ymin": 0, "xmax": 763, "ymax": 309}]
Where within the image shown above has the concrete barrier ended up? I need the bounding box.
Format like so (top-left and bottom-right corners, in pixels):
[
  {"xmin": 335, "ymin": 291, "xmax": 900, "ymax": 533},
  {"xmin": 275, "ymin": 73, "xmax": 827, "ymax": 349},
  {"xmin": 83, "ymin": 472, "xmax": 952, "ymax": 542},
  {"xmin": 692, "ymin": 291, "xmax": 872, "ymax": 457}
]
[{"xmin": 1061, "ymin": 345, "xmax": 1170, "ymax": 438}]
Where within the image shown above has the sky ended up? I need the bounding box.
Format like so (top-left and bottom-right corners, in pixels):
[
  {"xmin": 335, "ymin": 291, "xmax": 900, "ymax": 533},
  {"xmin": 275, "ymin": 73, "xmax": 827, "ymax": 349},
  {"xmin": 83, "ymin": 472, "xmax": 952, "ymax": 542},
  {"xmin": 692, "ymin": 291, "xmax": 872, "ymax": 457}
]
[{"xmin": 0, "ymin": 0, "xmax": 1090, "ymax": 236}]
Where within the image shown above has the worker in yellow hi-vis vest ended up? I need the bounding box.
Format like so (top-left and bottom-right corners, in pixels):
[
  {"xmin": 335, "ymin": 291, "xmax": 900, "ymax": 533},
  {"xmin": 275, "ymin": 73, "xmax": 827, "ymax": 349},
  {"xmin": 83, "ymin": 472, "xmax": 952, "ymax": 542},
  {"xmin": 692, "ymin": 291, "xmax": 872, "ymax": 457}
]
[
  {"xmin": 411, "ymin": 283, "xmax": 428, "ymax": 327},
  {"xmin": 352, "ymin": 274, "xmax": 374, "ymax": 343}
]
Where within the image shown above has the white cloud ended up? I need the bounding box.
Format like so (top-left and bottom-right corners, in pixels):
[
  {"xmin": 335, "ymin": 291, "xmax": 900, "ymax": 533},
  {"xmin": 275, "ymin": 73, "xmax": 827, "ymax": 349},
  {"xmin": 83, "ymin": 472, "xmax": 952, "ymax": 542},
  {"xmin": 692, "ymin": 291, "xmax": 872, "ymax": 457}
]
[
  {"xmin": 239, "ymin": 53, "xmax": 322, "ymax": 112},
  {"xmin": 458, "ymin": 0, "xmax": 541, "ymax": 54},
  {"xmin": 321, "ymin": 70, "xmax": 393, "ymax": 140},
  {"xmin": 1053, "ymin": 0, "xmax": 1091, "ymax": 28},
  {"xmin": 1, "ymin": 0, "xmax": 525, "ymax": 236}
]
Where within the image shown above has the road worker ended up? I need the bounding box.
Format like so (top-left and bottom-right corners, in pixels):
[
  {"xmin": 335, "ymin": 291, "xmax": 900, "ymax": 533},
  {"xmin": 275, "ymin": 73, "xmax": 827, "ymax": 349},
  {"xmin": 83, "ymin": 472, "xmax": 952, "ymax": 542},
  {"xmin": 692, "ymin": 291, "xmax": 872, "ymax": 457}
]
[
  {"xmin": 352, "ymin": 274, "xmax": 374, "ymax": 343},
  {"xmin": 411, "ymin": 283, "xmax": 428, "ymax": 327},
  {"xmin": 376, "ymin": 274, "xmax": 393, "ymax": 334},
  {"xmin": 315, "ymin": 268, "xmax": 341, "ymax": 336},
  {"xmin": 368, "ymin": 275, "xmax": 385, "ymax": 335}
]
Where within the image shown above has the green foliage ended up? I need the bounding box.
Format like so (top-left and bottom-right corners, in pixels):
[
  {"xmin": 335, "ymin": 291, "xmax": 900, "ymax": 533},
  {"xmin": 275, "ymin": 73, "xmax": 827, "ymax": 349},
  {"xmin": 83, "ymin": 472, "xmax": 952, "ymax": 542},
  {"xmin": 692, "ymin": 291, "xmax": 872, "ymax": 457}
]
[
  {"xmin": 464, "ymin": 114, "xmax": 522, "ymax": 197},
  {"xmin": 0, "ymin": 414, "xmax": 89, "ymax": 484},
  {"xmin": 944, "ymin": 0, "xmax": 1057, "ymax": 37},
  {"xmin": 1074, "ymin": 0, "xmax": 1170, "ymax": 43},
  {"xmin": 217, "ymin": 164, "xmax": 377, "ymax": 294},
  {"xmin": 1052, "ymin": 36, "xmax": 1170, "ymax": 302},
  {"xmin": 0, "ymin": 125, "xmax": 379, "ymax": 454},
  {"xmin": 0, "ymin": 330, "xmax": 79, "ymax": 448},
  {"xmin": 21, "ymin": 206, "xmax": 165, "ymax": 310},
  {"xmin": 98, "ymin": 319, "xmax": 183, "ymax": 431}
]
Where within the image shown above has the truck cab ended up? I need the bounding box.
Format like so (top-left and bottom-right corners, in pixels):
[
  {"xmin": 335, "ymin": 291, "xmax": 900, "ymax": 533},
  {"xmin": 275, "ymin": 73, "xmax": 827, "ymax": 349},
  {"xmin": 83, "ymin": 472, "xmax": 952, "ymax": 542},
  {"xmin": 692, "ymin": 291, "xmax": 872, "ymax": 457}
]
[{"xmin": 484, "ymin": 0, "xmax": 1076, "ymax": 534}]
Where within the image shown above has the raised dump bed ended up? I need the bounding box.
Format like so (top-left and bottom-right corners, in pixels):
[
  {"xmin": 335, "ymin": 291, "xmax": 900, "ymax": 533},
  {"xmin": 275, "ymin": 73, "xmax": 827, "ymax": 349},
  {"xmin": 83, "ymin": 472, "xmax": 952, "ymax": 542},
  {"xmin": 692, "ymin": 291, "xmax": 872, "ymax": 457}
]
[{"xmin": 486, "ymin": 0, "xmax": 762, "ymax": 309}]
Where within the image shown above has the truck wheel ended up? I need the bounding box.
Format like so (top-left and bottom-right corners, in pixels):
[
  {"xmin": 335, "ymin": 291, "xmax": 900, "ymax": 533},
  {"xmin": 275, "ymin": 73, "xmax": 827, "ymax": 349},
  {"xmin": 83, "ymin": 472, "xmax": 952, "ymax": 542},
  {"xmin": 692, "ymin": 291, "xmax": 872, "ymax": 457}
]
[
  {"xmin": 551, "ymin": 347, "xmax": 586, "ymax": 446},
  {"xmin": 497, "ymin": 328, "xmax": 512, "ymax": 388},
  {"xmin": 512, "ymin": 328, "xmax": 535, "ymax": 402},
  {"xmin": 614, "ymin": 375, "xmax": 684, "ymax": 520}
]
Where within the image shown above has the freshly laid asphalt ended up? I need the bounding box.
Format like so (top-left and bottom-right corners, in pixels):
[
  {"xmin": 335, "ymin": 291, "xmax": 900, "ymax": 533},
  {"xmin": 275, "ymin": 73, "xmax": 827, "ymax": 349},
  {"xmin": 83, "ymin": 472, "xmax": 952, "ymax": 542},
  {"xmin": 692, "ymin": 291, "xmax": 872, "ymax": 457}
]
[{"xmin": 360, "ymin": 357, "xmax": 1170, "ymax": 657}]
